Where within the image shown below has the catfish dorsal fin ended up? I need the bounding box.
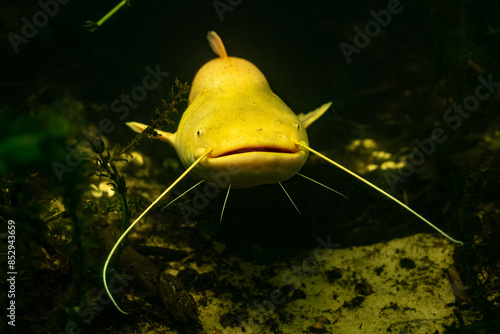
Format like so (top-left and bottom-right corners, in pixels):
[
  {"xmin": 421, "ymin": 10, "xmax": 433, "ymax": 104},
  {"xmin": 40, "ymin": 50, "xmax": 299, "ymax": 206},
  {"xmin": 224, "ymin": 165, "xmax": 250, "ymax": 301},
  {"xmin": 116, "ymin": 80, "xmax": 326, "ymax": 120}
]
[{"xmin": 207, "ymin": 31, "xmax": 228, "ymax": 58}]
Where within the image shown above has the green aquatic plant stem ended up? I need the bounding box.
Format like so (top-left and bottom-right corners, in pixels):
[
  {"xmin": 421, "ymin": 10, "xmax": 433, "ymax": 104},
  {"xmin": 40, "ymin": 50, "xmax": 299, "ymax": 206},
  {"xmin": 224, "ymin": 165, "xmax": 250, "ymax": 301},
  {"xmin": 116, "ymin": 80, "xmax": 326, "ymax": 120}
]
[
  {"xmin": 109, "ymin": 163, "xmax": 131, "ymax": 267},
  {"xmin": 85, "ymin": 0, "xmax": 132, "ymax": 32},
  {"xmin": 95, "ymin": 150, "xmax": 131, "ymax": 266},
  {"xmin": 88, "ymin": 135, "xmax": 132, "ymax": 268}
]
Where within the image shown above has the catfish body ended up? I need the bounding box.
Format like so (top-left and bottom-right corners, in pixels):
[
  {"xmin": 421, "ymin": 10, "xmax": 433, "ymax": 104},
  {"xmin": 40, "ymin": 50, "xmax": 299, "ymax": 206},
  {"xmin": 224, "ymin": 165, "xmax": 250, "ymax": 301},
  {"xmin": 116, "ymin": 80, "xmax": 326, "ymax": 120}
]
[{"xmin": 129, "ymin": 31, "xmax": 330, "ymax": 188}]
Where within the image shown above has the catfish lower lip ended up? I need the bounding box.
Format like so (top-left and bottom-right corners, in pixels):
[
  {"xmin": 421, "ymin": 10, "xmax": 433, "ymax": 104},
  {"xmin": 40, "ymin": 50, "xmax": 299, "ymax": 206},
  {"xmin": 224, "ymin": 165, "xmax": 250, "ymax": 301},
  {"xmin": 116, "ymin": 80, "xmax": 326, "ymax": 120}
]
[{"xmin": 216, "ymin": 147, "xmax": 294, "ymax": 157}]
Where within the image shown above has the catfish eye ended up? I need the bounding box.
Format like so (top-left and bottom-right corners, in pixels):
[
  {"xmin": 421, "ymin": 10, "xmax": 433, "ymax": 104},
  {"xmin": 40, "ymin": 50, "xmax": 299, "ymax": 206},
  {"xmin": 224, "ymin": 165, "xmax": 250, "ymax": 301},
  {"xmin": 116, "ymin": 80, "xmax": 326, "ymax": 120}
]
[
  {"xmin": 196, "ymin": 129, "xmax": 203, "ymax": 137},
  {"xmin": 295, "ymin": 123, "xmax": 300, "ymax": 130}
]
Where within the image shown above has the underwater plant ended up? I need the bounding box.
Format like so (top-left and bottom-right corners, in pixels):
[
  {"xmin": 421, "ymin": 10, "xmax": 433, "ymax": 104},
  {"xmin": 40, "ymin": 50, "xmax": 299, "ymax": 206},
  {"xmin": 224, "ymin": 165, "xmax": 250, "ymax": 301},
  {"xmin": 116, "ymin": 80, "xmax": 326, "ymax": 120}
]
[
  {"xmin": 92, "ymin": 79, "xmax": 189, "ymax": 263},
  {"xmin": 85, "ymin": 0, "xmax": 132, "ymax": 33}
]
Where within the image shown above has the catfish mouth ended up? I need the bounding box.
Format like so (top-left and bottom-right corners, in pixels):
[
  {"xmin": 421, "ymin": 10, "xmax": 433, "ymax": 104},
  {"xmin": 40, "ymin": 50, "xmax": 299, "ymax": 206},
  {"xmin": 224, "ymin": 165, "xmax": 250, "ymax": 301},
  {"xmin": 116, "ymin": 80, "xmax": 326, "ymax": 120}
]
[
  {"xmin": 195, "ymin": 144, "xmax": 308, "ymax": 188},
  {"xmin": 215, "ymin": 146, "xmax": 295, "ymax": 158}
]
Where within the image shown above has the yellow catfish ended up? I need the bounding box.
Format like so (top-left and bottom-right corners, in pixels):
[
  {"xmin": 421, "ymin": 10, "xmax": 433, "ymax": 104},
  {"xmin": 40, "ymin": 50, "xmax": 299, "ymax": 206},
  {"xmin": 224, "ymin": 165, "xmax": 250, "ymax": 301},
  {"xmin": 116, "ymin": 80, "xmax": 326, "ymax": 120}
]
[
  {"xmin": 104, "ymin": 31, "xmax": 462, "ymax": 314},
  {"xmin": 128, "ymin": 32, "xmax": 329, "ymax": 189}
]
